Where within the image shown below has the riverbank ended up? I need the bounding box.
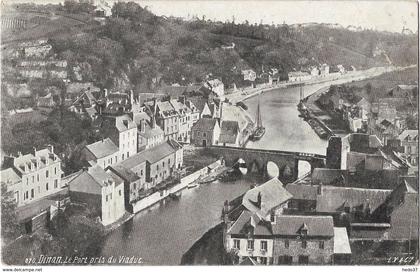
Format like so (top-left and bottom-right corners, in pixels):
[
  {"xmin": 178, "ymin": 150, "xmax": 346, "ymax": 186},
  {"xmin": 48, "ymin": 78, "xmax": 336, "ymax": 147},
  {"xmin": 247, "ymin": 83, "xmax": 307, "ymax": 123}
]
[
  {"xmin": 226, "ymin": 65, "xmax": 412, "ymax": 104},
  {"xmin": 299, "ymin": 64, "xmax": 417, "ymax": 139}
]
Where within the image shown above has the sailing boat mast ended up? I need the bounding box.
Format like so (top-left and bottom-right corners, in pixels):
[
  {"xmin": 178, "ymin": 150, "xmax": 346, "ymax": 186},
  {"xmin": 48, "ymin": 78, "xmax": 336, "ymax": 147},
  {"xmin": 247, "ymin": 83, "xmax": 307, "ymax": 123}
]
[{"xmin": 256, "ymin": 97, "xmax": 262, "ymax": 128}]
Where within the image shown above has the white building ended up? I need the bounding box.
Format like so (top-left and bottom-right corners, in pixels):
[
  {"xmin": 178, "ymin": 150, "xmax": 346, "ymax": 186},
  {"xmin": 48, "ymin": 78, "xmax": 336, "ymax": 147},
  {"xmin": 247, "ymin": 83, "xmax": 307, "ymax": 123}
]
[
  {"xmin": 115, "ymin": 115, "xmax": 138, "ymax": 161},
  {"xmin": 68, "ymin": 166, "xmax": 125, "ymax": 226},
  {"xmin": 206, "ymin": 79, "xmax": 225, "ymax": 99},
  {"xmin": 1, "ymin": 146, "xmax": 63, "ymax": 207},
  {"xmin": 81, "ymin": 138, "xmax": 120, "ymax": 169}
]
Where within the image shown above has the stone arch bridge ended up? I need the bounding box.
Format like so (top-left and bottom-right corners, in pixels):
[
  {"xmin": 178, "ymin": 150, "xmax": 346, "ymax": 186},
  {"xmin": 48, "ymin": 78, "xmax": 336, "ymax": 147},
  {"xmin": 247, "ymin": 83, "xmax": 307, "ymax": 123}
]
[{"xmin": 207, "ymin": 146, "xmax": 326, "ymax": 183}]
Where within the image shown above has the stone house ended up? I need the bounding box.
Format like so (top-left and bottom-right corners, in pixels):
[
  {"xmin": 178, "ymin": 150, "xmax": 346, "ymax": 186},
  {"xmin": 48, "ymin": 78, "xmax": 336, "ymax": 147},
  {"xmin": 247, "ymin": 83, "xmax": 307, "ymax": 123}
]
[
  {"xmin": 68, "ymin": 166, "xmax": 125, "ymax": 226},
  {"xmin": 81, "ymin": 138, "xmax": 120, "ymax": 169},
  {"xmin": 191, "ymin": 118, "xmax": 220, "ymax": 147},
  {"xmin": 398, "ymin": 130, "xmax": 418, "ymax": 166}
]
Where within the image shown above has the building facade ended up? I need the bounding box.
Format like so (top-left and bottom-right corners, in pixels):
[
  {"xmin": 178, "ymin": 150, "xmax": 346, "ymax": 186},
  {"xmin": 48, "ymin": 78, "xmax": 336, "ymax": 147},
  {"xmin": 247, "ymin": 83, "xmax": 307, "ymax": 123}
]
[{"xmin": 2, "ymin": 146, "xmax": 63, "ymax": 207}]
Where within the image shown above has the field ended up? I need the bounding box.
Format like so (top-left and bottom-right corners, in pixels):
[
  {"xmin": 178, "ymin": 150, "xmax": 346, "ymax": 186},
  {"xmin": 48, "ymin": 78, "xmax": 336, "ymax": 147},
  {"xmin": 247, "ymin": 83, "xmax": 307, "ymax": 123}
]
[{"xmin": 1, "ymin": 10, "xmax": 92, "ymax": 44}]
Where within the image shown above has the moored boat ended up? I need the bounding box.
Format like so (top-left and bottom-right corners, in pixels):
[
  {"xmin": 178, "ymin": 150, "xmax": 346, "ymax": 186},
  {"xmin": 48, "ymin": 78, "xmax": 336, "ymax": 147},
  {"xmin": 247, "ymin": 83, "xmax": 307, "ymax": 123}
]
[{"xmin": 250, "ymin": 96, "xmax": 265, "ymax": 141}]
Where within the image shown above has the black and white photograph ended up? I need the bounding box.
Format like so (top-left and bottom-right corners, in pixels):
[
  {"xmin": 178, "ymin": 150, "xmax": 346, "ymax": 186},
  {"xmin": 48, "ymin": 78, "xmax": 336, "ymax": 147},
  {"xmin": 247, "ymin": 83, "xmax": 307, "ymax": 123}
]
[{"xmin": 0, "ymin": 0, "xmax": 418, "ymax": 269}]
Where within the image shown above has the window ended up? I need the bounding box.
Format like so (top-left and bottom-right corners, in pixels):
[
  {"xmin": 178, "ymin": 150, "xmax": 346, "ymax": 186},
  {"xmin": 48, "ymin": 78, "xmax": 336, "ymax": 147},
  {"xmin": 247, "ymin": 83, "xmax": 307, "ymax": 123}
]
[
  {"xmin": 37, "ymin": 174, "xmax": 39, "ymax": 182},
  {"xmin": 54, "ymin": 179, "xmax": 58, "ymax": 189},
  {"xmin": 261, "ymin": 240, "xmax": 268, "ymax": 251},
  {"xmin": 110, "ymin": 193, "xmax": 112, "ymax": 200},
  {"xmin": 122, "ymin": 154, "xmax": 125, "ymax": 160},
  {"xmin": 319, "ymin": 241, "xmax": 324, "ymax": 249},
  {"xmin": 247, "ymin": 240, "xmax": 254, "ymax": 250},
  {"xmin": 31, "ymin": 189, "xmax": 34, "ymax": 198},
  {"xmin": 233, "ymin": 239, "xmax": 240, "ymax": 249},
  {"xmin": 270, "ymin": 211, "xmax": 275, "ymax": 222},
  {"xmin": 157, "ymin": 165, "xmax": 159, "ymax": 171},
  {"xmin": 133, "ymin": 183, "xmax": 137, "ymax": 190},
  {"xmin": 46, "ymin": 170, "xmax": 49, "ymax": 178},
  {"xmin": 141, "ymin": 170, "xmax": 143, "ymax": 176},
  {"xmin": 163, "ymin": 161, "xmax": 165, "ymax": 167},
  {"xmin": 284, "ymin": 240, "xmax": 289, "ymax": 248},
  {"xmin": 301, "ymin": 240, "xmax": 307, "ymax": 249},
  {"xmin": 46, "ymin": 183, "xmax": 49, "ymax": 191},
  {"xmin": 168, "ymin": 158, "xmax": 171, "ymax": 164},
  {"xmin": 54, "ymin": 167, "xmax": 57, "ymax": 175},
  {"xmin": 106, "ymin": 195, "xmax": 108, "ymax": 202},
  {"xmin": 119, "ymin": 190, "xmax": 122, "ymax": 196},
  {"xmin": 203, "ymin": 132, "xmax": 207, "ymax": 137},
  {"xmin": 127, "ymin": 152, "xmax": 129, "ymax": 158}
]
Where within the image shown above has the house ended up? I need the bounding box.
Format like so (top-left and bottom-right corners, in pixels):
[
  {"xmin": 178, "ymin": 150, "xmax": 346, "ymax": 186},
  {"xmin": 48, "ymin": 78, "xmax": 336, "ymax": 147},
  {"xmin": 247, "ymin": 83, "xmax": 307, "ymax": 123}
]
[
  {"xmin": 204, "ymin": 79, "xmax": 224, "ymax": 99},
  {"xmin": 68, "ymin": 166, "xmax": 125, "ymax": 226},
  {"xmin": 133, "ymin": 112, "xmax": 164, "ymax": 151},
  {"xmin": 398, "ymin": 130, "xmax": 418, "ymax": 166},
  {"xmin": 319, "ymin": 64, "xmax": 330, "ymax": 76},
  {"xmin": 170, "ymin": 98, "xmax": 196, "ymax": 143},
  {"xmin": 286, "ymin": 181, "xmax": 419, "ymax": 241},
  {"xmin": 115, "ymin": 115, "xmax": 138, "ymax": 161},
  {"xmin": 23, "ymin": 43, "xmax": 52, "ymax": 58},
  {"xmin": 1, "ymin": 146, "xmax": 63, "ymax": 207},
  {"xmin": 326, "ymin": 133, "xmax": 382, "ymax": 170},
  {"xmin": 81, "ymin": 138, "xmax": 120, "ymax": 169},
  {"xmin": 115, "ymin": 141, "xmax": 183, "ymax": 189},
  {"xmin": 155, "ymin": 100, "xmax": 179, "ymax": 141},
  {"xmin": 241, "ymin": 69, "xmax": 257, "ymax": 82},
  {"xmin": 191, "ymin": 118, "xmax": 220, "ymax": 147},
  {"xmin": 188, "ymin": 97, "xmax": 213, "ymax": 118},
  {"xmin": 219, "ymin": 120, "xmax": 241, "ymax": 147},
  {"xmin": 288, "ymin": 71, "xmax": 311, "ymax": 82},
  {"xmin": 310, "ymin": 67, "xmax": 320, "ymax": 77},
  {"xmin": 225, "ymin": 178, "xmax": 351, "ymax": 265},
  {"xmin": 5, "ymin": 83, "xmax": 31, "ymax": 98},
  {"xmin": 106, "ymin": 165, "xmax": 142, "ymax": 211},
  {"xmin": 388, "ymin": 85, "xmax": 417, "ymax": 99},
  {"xmin": 226, "ymin": 212, "xmax": 345, "ymax": 265},
  {"xmin": 37, "ymin": 93, "xmax": 55, "ymax": 108},
  {"xmin": 68, "ymin": 88, "xmax": 101, "ymax": 119}
]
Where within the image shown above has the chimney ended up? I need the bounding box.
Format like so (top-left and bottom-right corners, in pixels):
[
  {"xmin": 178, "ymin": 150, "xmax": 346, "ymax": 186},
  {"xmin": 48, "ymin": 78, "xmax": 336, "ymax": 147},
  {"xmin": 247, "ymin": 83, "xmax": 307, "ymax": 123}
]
[
  {"xmin": 47, "ymin": 144, "xmax": 54, "ymax": 155},
  {"xmin": 317, "ymin": 182, "xmax": 323, "ymax": 195},
  {"xmin": 140, "ymin": 119, "xmax": 146, "ymax": 132},
  {"xmin": 130, "ymin": 90, "xmax": 134, "ymax": 105}
]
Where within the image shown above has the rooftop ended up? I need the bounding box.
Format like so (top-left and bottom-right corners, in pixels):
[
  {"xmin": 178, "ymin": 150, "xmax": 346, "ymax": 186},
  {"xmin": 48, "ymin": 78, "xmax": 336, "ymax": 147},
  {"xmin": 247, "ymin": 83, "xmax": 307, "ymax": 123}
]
[
  {"xmin": 107, "ymin": 165, "xmax": 140, "ymax": 183},
  {"xmin": 192, "ymin": 118, "xmax": 218, "ymax": 132},
  {"xmin": 118, "ymin": 141, "xmax": 176, "ymax": 169},
  {"xmin": 85, "ymin": 138, "xmax": 119, "ymax": 159},
  {"xmin": 219, "ymin": 121, "xmax": 240, "ymax": 144},
  {"xmin": 242, "ymin": 177, "xmax": 293, "ymax": 218}
]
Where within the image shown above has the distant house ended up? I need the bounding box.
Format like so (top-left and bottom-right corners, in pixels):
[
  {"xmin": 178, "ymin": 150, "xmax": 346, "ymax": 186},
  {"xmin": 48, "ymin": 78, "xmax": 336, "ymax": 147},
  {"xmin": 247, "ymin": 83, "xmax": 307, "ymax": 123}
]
[
  {"xmin": 389, "ymin": 85, "xmax": 417, "ymax": 99},
  {"xmin": 37, "ymin": 93, "xmax": 55, "ymax": 108},
  {"xmin": 187, "ymin": 97, "xmax": 212, "ymax": 118},
  {"xmin": 398, "ymin": 130, "xmax": 418, "ymax": 166},
  {"xmin": 241, "ymin": 69, "xmax": 257, "ymax": 82},
  {"xmin": 155, "ymin": 100, "xmax": 179, "ymax": 141},
  {"xmin": 5, "ymin": 83, "xmax": 31, "ymax": 98},
  {"xmin": 319, "ymin": 64, "xmax": 330, "ymax": 76},
  {"xmin": 68, "ymin": 166, "xmax": 125, "ymax": 226},
  {"xmin": 288, "ymin": 71, "xmax": 311, "ymax": 82},
  {"xmin": 191, "ymin": 118, "xmax": 220, "ymax": 147},
  {"xmin": 219, "ymin": 120, "xmax": 240, "ymax": 147},
  {"xmin": 204, "ymin": 79, "xmax": 224, "ymax": 99},
  {"xmin": 81, "ymin": 138, "xmax": 120, "ymax": 169}
]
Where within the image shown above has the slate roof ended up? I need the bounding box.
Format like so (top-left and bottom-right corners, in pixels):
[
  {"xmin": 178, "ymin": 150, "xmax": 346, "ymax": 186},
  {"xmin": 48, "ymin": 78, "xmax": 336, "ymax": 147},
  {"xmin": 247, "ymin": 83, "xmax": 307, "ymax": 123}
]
[
  {"xmin": 107, "ymin": 165, "xmax": 140, "ymax": 183},
  {"xmin": 118, "ymin": 141, "xmax": 176, "ymax": 169},
  {"xmin": 85, "ymin": 138, "xmax": 119, "ymax": 159},
  {"xmin": 188, "ymin": 97, "xmax": 208, "ymax": 113},
  {"xmin": 192, "ymin": 118, "xmax": 218, "ymax": 132},
  {"xmin": 0, "ymin": 168, "xmax": 22, "ymax": 186},
  {"xmin": 228, "ymin": 211, "xmax": 334, "ymax": 238},
  {"xmin": 311, "ymin": 168, "xmax": 347, "ymax": 185},
  {"xmin": 398, "ymin": 130, "xmax": 418, "ymax": 141},
  {"xmin": 372, "ymin": 180, "xmax": 418, "ymax": 219},
  {"xmin": 273, "ymin": 215, "xmax": 334, "ymax": 237},
  {"xmin": 219, "ymin": 120, "xmax": 240, "ymax": 144},
  {"xmin": 316, "ymin": 185, "xmax": 391, "ymax": 213},
  {"xmin": 285, "ymin": 183, "xmax": 318, "ymax": 200},
  {"xmin": 242, "ymin": 177, "xmax": 293, "ymax": 218}
]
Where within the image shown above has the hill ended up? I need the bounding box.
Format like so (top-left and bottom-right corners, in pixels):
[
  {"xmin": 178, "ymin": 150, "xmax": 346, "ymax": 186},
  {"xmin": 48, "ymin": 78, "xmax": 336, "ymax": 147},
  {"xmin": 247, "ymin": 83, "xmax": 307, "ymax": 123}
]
[{"xmin": 2, "ymin": 1, "xmax": 418, "ymax": 94}]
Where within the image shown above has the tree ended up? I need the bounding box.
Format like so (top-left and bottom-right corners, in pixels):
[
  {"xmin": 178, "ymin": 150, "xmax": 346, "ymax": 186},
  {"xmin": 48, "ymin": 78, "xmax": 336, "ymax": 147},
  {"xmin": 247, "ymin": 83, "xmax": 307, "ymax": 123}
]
[{"xmin": 1, "ymin": 183, "xmax": 22, "ymax": 243}]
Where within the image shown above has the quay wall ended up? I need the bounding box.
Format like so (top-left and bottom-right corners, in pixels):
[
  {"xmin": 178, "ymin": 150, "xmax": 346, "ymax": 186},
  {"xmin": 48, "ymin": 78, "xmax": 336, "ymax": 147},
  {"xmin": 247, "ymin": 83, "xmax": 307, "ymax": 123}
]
[{"xmin": 132, "ymin": 160, "xmax": 221, "ymax": 213}]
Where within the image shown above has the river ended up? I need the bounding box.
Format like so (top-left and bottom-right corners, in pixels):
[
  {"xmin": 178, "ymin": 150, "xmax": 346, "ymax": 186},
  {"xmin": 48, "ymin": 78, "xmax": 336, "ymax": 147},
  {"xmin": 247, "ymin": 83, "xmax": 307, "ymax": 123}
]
[{"xmin": 99, "ymin": 83, "xmax": 330, "ymax": 265}]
